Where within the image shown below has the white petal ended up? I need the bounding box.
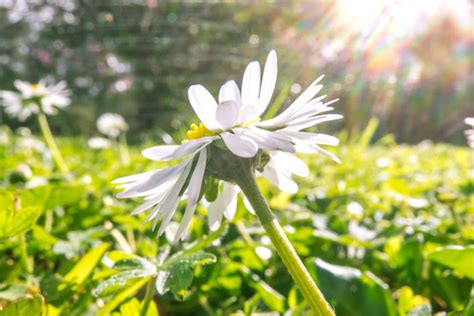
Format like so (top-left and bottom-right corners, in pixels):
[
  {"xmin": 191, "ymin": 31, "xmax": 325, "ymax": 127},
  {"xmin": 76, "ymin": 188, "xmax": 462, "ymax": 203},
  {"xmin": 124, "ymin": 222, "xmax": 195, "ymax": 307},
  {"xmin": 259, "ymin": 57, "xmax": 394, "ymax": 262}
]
[
  {"xmin": 262, "ymin": 163, "xmax": 298, "ymax": 194},
  {"xmin": 187, "ymin": 150, "xmax": 207, "ymax": 205},
  {"xmin": 120, "ymin": 160, "xmax": 188, "ymax": 197},
  {"xmin": 218, "ymin": 80, "xmax": 241, "ymax": 105},
  {"xmin": 130, "ymin": 192, "xmax": 167, "ymax": 215},
  {"xmin": 284, "ymin": 114, "xmax": 343, "ymax": 131},
  {"xmin": 142, "ymin": 137, "xmax": 214, "ymax": 161},
  {"xmin": 310, "ymin": 145, "xmax": 341, "ymax": 163},
  {"xmin": 238, "ymin": 103, "xmax": 260, "ymax": 125},
  {"xmin": 257, "ymin": 50, "xmax": 277, "ymax": 115},
  {"xmin": 14, "ymin": 80, "xmax": 33, "ymax": 96},
  {"xmin": 257, "ymin": 77, "xmax": 326, "ymax": 128},
  {"xmin": 239, "ymin": 128, "xmax": 295, "ymax": 153},
  {"xmin": 221, "ymin": 132, "xmax": 258, "ymax": 158},
  {"xmin": 207, "ymin": 182, "xmax": 238, "ymax": 231},
  {"xmin": 271, "ymin": 152, "xmax": 310, "ymax": 177},
  {"xmin": 112, "ymin": 170, "xmax": 156, "ymax": 184},
  {"xmin": 157, "ymin": 162, "xmax": 193, "ymax": 236},
  {"xmin": 188, "ymin": 85, "xmax": 221, "ymax": 130},
  {"xmin": 281, "ymin": 131, "xmax": 339, "ymax": 146},
  {"xmin": 241, "ymin": 61, "xmax": 261, "ymax": 107},
  {"xmin": 222, "ymin": 183, "xmax": 239, "ymax": 219},
  {"xmin": 173, "ymin": 203, "xmax": 197, "ymax": 243},
  {"xmin": 215, "ymin": 100, "xmax": 240, "ymax": 130},
  {"xmin": 241, "ymin": 194, "xmax": 256, "ymax": 215},
  {"xmin": 465, "ymin": 117, "xmax": 474, "ymax": 126}
]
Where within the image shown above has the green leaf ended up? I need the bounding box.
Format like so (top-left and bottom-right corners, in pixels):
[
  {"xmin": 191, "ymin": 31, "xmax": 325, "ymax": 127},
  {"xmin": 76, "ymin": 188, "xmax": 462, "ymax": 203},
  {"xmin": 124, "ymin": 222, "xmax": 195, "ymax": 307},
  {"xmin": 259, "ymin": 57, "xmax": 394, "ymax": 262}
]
[
  {"xmin": 311, "ymin": 258, "xmax": 397, "ymax": 316},
  {"xmin": 238, "ymin": 264, "xmax": 286, "ymax": 312},
  {"xmin": 427, "ymin": 246, "xmax": 474, "ymax": 280},
  {"xmin": 95, "ymin": 269, "xmax": 156, "ymax": 297},
  {"xmin": 45, "ymin": 185, "xmax": 84, "ymax": 208},
  {"xmin": 155, "ymin": 251, "xmax": 216, "ymax": 296},
  {"xmin": 0, "ymin": 285, "xmax": 28, "ymax": 301},
  {"xmin": 0, "ymin": 207, "xmax": 41, "ymax": 240},
  {"xmin": 98, "ymin": 277, "xmax": 150, "ymax": 316},
  {"xmin": 60, "ymin": 243, "xmax": 110, "ymax": 290},
  {"xmin": 1, "ymin": 296, "xmax": 43, "ymax": 316},
  {"xmin": 253, "ymin": 280, "xmax": 286, "ymax": 313}
]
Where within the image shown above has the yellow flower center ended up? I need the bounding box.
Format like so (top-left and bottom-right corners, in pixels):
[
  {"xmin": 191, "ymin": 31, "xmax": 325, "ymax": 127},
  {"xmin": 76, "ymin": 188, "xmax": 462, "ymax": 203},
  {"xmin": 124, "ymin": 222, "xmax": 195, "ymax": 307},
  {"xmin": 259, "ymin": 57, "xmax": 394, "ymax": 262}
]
[
  {"xmin": 183, "ymin": 117, "xmax": 261, "ymax": 142},
  {"xmin": 31, "ymin": 84, "xmax": 39, "ymax": 92},
  {"xmin": 185, "ymin": 123, "xmax": 215, "ymax": 141}
]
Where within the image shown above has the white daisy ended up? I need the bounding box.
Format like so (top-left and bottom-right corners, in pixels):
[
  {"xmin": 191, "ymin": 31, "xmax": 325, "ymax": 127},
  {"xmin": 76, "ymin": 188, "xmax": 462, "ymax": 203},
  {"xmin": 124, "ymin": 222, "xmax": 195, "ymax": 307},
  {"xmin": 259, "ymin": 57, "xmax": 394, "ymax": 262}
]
[
  {"xmin": 114, "ymin": 50, "xmax": 342, "ymax": 242},
  {"xmin": 465, "ymin": 117, "xmax": 474, "ymax": 148},
  {"xmin": 0, "ymin": 79, "xmax": 71, "ymax": 121},
  {"xmin": 97, "ymin": 113, "xmax": 129, "ymax": 138}
]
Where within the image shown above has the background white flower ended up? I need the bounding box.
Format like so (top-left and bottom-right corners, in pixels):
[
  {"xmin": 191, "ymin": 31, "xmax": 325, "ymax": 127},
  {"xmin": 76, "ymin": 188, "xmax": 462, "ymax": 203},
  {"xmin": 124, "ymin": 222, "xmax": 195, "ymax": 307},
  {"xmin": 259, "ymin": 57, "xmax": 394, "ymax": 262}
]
[
  {"xmin": 97, "ymin": 113, "xmax": 129, "ymax": 138},
  {"xmin": 114, "ymin": 50, "xmax": 343, "ymax": 242},
  {"xmin": 465, "ymin": 117, "xmax": 474, "ymax": 148},
  {"xmin": 0, "ymin": 79, "xmax": 71, "ymax": 121},
  {"xmin": 88, "ymin": 137, "xmax": 112, "ymax": 149}
]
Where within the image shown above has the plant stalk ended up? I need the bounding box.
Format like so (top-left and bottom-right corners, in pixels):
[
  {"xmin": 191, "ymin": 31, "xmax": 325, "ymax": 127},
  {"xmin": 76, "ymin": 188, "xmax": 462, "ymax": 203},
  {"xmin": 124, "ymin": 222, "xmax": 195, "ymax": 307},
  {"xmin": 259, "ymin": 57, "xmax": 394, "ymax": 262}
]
[
  {"xmin": 118, "ymin": 134, "xmax": 130, "ymax": 165},
  {"xmin": 140, "ymin": 278, "xmax": 155, "ymax": 316},
  {"xmin": 19, "ymin": 235, "xmax": 32, "ymax": 274},
  {"xmin": 236, "ymin": 171, "xmax": 334, "ymax": 316},
  {"xmin": 37, "ymin": 112, "xmax": 69, "ymax": 175}
]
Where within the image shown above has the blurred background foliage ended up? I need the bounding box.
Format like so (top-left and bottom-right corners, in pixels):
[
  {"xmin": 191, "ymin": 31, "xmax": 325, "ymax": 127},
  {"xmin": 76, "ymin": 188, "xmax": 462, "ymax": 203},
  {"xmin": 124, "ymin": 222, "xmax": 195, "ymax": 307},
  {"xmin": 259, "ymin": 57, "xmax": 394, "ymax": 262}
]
[{"xmin": 0, "ymin": 0, "xmax": 472, "ymax": 143}]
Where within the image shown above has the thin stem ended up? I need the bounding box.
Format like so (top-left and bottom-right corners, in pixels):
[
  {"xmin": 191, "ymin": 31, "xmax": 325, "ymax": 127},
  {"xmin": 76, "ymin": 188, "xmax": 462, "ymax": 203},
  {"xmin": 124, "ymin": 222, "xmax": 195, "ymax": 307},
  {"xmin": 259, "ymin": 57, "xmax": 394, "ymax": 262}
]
[
  {"xmin": 118, "ymin": 134, "xmax": 130, "ymax": 165},
  {"xmin": 44, "ymin": 209, "xmax": 53, "ymax": 233},
  {"xmin": 140, "ymin": 278, "xmax": 156, "ymax": 316},
  {"xmin": 236, "ymin": 170, "xmax": 334, "ymax": 316},
  {"xmin": 37, "ymin": 113, "xmax": 69, "ymax": 175},
  {"xmin": 19, "ymin": 235, "xmax": 32, "ymax": 274}
]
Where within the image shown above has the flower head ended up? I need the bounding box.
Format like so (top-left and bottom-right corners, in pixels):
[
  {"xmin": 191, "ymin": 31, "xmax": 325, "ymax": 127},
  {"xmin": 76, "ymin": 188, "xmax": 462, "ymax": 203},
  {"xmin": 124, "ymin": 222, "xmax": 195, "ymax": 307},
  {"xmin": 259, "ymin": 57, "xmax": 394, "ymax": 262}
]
[
  {"xmin": 114, "ymin": 50, "xmax": 343, "ymax": 242},
  {"xmin": 465, "ymin": 117, "xmax": 474, "ymax": 148},
  {"xmin": 0, "ymin": 79, "xmax": 71, "ymax": 121},
  {"xmin": 97, "ymin": 113, "xmax": 129, "ymax": 138}
]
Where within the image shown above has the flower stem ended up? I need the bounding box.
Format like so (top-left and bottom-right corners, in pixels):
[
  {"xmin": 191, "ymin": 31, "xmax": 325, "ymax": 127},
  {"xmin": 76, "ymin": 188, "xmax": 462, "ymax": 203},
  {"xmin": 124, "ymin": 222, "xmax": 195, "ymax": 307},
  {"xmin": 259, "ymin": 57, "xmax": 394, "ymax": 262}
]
[
  {"xmin": 236, "ymin": 171, "xmax": 334, "ymax": 316},
  {"xmin": 19, "ymin": 235, "xmax": 32, "ymax": 274},
  {"xmin": 37, "ymin": 112, "xmax": 69, "ymax": 175},
  {"xmin": 140, "ymin": 278, "xmax": 155, "ymax": 316},
  {"xmin": 118, "ymin": 134, "xmax": 130, "ymax": 165}
]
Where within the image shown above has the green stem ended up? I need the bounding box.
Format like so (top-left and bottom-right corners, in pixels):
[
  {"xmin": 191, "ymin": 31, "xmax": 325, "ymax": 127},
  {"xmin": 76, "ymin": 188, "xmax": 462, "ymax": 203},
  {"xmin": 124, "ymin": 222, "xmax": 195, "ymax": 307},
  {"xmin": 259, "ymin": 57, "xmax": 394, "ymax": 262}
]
[
  {"xmin": 37, "ymin": 113, "xmax": 69, "ymax": 175},
  {"xmin": 236, "ymin": 171, "xmax": 334, "ymax": 316},
  {"xmin": 118, "ymin": 134, "xmax": 130, "ymax": 165},
  {"xmin": 19, "ymin": 235, "xmax": 32, "ymax": 274},
  {"xmin": 140, "ymin": 278, "xmax": 155, "ymax": 316}
]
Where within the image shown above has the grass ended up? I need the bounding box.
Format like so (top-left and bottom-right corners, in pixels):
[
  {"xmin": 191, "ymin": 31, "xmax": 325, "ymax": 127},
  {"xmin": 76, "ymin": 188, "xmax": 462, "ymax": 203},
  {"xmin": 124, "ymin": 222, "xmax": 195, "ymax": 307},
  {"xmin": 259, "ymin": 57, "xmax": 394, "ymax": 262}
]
[{"xmin": 0, "ymin": 124, "xmax": 472, "ymax": 315}]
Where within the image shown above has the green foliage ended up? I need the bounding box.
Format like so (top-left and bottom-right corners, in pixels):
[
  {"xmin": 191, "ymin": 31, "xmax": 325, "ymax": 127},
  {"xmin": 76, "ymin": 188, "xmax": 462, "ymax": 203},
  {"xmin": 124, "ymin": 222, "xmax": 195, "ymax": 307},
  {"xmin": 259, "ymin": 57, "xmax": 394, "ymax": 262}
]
[
  {"xmin": 311, "ymin": 258, "xmax": 397, "ymax": 316},
  {"xmin": 0, "ymin": 207, "xmax": 41, "ymax": 240},
  {"xmin": 0, "ymin": 130, "xmax": 472, "ymax": 315},
  {"xmin": 0, "ymin": 296, "xmax": 43, "ymax": 316},
  {"xmin": 427, "ymin": 246, "xmax": 474, "ymax": 280}
]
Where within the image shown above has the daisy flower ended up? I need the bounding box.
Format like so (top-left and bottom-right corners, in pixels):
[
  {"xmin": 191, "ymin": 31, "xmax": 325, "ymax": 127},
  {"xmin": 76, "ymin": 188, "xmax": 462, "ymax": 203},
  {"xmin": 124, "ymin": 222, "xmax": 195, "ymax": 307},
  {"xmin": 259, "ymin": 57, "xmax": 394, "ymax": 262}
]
[
  {"xmin": 97, "ymin": 113, "xmax": 129, "ymax": 138},
  {"xmin": 0, "ymin": 79, "xmax": 70, "ymax": 121},
  {"xmin": 114, "ymin": 50, "xmax": 342, "ymax": 242},
  {"xmin": 465, "ymin": 117, "xmax": 474, "ymax": 148}
]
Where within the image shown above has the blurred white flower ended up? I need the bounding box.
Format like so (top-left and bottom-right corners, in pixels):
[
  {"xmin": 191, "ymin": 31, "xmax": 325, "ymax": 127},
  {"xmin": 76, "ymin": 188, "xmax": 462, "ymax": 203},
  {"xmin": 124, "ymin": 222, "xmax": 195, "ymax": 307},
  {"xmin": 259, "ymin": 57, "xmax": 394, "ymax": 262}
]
[
  {"xmin": 16, "ymin": 136, "xmax": 47, "ymax": 153},
  {"xmin": 26, "ymin": 176, "xmax": 49, "ymax": 188},
  {"xmin": 97, "ymin": 113, "xmax": 129, "ymax": 138},
  {"xmin": 465, "ymin": 117, "xmax": 474, "ymax": 148},
  {"xmin": 0, "ymin": 126, "xmax": 10, "ymax": 145},
  {"xmin": 348, "ymin": 221, "xmax": 376, "ymax": 241},
  {"xmin": 88, "ymin": 137, "xmax": 112, "ymax": 149},
  {"xmin": 0, "ymin": 79, "xmax": 71, "ymax": 121},
  {"xmin": 347, "ymin": 202, "xmax": 364, "ymax": 218},
  {"xmin": 114, "ymin": 50, "xmax": 342, "ymax": 242}
]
